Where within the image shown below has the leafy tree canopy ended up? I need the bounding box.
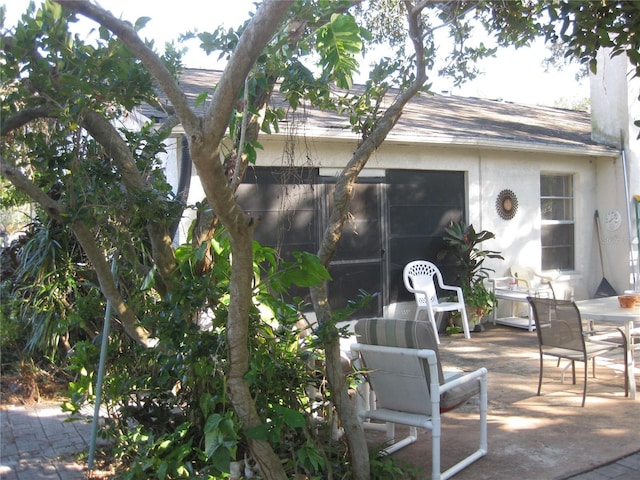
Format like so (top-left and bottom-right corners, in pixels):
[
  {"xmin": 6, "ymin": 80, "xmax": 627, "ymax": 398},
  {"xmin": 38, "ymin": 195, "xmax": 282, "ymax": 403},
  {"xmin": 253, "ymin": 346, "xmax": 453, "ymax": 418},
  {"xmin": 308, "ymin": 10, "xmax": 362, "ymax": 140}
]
[{"xmin": 1, "ymin": 1, "xmax": 639, "ymax": 479}]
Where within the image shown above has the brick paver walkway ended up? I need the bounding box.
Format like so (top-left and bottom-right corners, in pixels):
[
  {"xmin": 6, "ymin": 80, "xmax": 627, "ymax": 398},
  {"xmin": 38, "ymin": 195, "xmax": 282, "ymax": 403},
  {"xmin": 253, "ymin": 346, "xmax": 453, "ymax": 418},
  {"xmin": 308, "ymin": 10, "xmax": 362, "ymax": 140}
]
[
  {"xmin": 0, "ymin": 403, "xmax": 93, "ymax": 479},
  {"xmin": 0, "ymin": 401, "xmax": 638, "ymax": 479}
]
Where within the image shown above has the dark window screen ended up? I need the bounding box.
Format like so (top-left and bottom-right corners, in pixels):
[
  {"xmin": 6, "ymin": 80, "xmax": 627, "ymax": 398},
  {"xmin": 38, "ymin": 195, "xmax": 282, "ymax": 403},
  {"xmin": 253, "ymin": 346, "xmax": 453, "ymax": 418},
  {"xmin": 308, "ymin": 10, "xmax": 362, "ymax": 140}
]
[{"xmin": 386, "ymin": 170, "xmax": 465, "ymax": 305}]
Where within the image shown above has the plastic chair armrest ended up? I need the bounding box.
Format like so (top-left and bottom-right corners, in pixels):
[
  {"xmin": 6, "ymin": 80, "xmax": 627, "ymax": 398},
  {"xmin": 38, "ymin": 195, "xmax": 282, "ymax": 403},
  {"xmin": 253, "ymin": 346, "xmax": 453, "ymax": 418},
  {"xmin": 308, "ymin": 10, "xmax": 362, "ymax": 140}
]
[
  {"xmin": 438, "ymin": 367, "xmax": 487, "ymax": 395},
  {"xmin": 439, "ymin": 284, "xmax": 464, "ymax": 302}
]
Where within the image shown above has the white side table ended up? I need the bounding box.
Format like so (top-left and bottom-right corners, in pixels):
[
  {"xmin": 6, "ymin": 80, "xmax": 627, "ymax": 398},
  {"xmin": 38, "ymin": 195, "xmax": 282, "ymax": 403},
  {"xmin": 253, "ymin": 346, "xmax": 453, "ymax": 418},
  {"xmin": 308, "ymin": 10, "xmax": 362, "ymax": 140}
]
[{"xmin": 488, "ymin": 277, "xmax": 549, "ymax": 331}]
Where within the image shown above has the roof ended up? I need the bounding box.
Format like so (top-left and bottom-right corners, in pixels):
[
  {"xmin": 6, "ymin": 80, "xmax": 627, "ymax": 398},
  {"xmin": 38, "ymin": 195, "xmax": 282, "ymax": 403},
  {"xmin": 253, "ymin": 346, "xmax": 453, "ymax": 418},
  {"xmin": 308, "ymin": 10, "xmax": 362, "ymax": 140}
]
[{"xmin": 140, "ymin": 68, "xmax": 617, "ymax": 157}]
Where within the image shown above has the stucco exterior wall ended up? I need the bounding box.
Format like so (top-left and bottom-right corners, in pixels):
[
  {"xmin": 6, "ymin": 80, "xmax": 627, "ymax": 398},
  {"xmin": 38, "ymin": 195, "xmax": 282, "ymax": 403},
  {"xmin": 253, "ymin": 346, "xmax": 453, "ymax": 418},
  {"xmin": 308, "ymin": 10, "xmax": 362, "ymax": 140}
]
[
  {"xmin": 162, "ymin": 52, "xmax": 638, "ymax": 308},
  {"xmin": 591, "ymin": 48, "xmax": 640, "ymax": 293},
  {"xmin": 234, "ymin": 133, "xmax": 611, "ymax": 300}
]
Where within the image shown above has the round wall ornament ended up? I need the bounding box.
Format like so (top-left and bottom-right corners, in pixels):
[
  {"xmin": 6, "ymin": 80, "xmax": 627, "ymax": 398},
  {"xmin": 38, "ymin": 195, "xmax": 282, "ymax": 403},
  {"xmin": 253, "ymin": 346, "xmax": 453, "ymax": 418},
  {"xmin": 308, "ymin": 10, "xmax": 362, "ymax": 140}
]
[
  {"xmin": 496, "ymin": 189, "xmax": 518, "ymax": 220},
  {"xmin": 604, "ymin": 209, "xmax": 622, "ymax": 231}
]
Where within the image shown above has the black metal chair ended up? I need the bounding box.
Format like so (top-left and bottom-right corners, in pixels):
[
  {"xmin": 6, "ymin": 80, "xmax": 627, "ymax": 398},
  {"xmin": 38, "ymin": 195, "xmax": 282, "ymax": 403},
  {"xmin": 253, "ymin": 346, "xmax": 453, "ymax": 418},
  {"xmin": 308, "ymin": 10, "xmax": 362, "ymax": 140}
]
[{"xmin": 526, "ymin": 297, "xmax": 628, "ymax": 407}]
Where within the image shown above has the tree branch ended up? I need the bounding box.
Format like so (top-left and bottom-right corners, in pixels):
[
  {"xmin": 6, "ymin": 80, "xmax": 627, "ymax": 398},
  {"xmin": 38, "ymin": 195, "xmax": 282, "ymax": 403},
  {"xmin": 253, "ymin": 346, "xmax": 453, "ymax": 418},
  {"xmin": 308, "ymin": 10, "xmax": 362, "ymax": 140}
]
[
  {"xmin": 70, "ymin": 222, "xmax": 155, "ymax": 347},
  {"xmin": 54, "ymin": 0, "xmax": 200, "ymax": 133},
  {"xmin": 80, "ymin": 109, "xmax": 177, "ymax": 284},
  {"xmin": 0, "ymin": 156, "xmax": 65, "ymax": 222},
  {"xmin": 318, "ymin": 1, "xmax": 427, "ymax": 266},
  {"xmin": 1, "ymin": 106, "xmax": 58, "ymax": 137},
  {"xmin": 0, "ymin": 155, "xmax": 154, "ymax": 347},
  {"xmin": 203, "ymin": 0, "xmax": 295, "ymax": 146}
]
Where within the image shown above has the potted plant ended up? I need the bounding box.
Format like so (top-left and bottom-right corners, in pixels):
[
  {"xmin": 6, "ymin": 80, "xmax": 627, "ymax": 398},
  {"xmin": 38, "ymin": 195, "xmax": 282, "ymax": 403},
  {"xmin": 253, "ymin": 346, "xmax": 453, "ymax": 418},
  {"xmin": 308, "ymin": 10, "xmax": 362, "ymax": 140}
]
[{"xmin": 439, "ymin": 221, "xmax": 504, "ymax": 330}]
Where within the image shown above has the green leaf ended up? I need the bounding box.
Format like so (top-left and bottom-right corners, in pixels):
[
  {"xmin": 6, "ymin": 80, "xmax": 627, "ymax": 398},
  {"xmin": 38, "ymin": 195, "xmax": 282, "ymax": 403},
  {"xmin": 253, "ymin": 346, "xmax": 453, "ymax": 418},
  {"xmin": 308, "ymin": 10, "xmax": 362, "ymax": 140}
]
[
  {"xmin": 209, "ymin": 445, "xmax": 232, "ymax": 473},
  {"xmin": 157, "ymin": 459, "xmax": 168, "ymax": 480},
  {"xmin": 98, "ymin": 26, "xmax": 110, "ymax": 41},
  {"xmin": 290, "ymin": 251, "xmax": 332, "ymax": 287},
  {"xmin": 49, "ymin": 1, "xmax": 62, "ymax": 21},
  {"xmin": 204, "ymin": 430, "xmax": 220, "ymax": 458},
  {"xmin": 195, "ymin": 242, "xmax": 208, "ymax": 261},
  {"xmin": 158, "ymin": 439, "xmax": 172, "ymax": 450},
  {"xmin": 141, "ymin": 266, "xmax": 156, "ymax": 291},
  {"xmin": 243, "ymin": 423, "xmax": 270, "ymax": 441},
  {"xmin": 273, "ymin": 404, "xmax": 305, "ymax": 429},
  {"xmin": 194, "ymin": 91, "xmax": 209, "ymax": 108},
  {"xmin": 204, "ymin": 413, "xmax": 223, "ymax": 433},
  {"xmin": 134, "ymin": 17, "xmax": 152, "ymax": 31},
  {"xmin": 204, "ymin": 414, "xmax": 238, "ymax": 458}
]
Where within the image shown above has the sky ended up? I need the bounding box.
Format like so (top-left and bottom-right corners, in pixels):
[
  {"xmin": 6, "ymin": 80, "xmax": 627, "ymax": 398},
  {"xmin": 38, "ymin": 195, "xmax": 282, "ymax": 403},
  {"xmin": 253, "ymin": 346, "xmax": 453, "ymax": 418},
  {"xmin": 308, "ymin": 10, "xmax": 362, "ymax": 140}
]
[{"xmin": 2, "ymin": 0, "xmax": 590, "ymax": 108}]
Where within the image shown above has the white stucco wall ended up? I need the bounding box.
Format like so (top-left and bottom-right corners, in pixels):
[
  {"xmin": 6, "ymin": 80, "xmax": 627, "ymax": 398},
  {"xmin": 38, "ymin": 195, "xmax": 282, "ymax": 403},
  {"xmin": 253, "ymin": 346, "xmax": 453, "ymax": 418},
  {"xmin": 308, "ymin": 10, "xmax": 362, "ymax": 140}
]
[
  {"xmin": 249, "ymin": 133, "xmax": 613, "ymax": 301},
  {"xmin": 162, "ymin": 54, "xmax": 638, "ymax": 304},
  {"xmin": 591, "ymin": 48, "xmax": 640, "ymax": 292}
]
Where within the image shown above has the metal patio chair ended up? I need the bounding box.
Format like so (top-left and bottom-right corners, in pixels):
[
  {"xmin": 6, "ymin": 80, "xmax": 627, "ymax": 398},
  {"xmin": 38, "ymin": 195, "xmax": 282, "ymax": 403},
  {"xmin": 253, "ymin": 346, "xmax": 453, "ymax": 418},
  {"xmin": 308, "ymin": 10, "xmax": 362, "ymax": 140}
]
[
  {"xmin": 403, "ymin": 260, "xmax": 470, "ymax": 343},
  {"xmin": 526, "ymin": 297, "xmax": 628, "ymax": 407},
  {"xmin": 351, "ymin": 318, "xmax": 488, "ymax": 480}
]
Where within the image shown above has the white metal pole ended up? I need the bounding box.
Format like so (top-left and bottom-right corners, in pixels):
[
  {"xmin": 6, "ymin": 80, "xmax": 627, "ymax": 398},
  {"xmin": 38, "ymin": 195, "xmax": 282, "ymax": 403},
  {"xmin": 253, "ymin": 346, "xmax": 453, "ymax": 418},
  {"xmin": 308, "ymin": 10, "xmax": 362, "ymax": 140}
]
[{"xmin": 622, "ymin": 149, "xmax": 638, "ymax": 290}]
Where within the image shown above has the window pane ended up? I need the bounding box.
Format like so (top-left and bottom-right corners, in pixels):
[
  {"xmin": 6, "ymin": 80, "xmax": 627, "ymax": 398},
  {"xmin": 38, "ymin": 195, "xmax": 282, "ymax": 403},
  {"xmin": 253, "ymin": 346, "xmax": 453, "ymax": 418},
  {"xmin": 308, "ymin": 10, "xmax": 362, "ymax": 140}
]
[
  {"xmin": 541, "ymin": 223, "xmax": 574, "ymax": 246},
  {"xmin": 541, "ymin": 224, "xmax": 574, "ymax": 270},
  {"xmin": 541, "ymin": 175, "xmax": 573, "ymax": 197},
  {"xmin": 541, "ymin": 246, "xmax": 574, "ymax": 270},
  {"xmin": 541, "ymin": 198, "xmax": 574, "ymax": 221}
]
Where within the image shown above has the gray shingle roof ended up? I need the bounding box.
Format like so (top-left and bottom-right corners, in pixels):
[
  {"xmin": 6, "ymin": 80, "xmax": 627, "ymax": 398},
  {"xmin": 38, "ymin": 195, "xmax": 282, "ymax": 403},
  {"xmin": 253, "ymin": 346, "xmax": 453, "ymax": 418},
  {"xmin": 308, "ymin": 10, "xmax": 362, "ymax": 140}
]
[{"xmin": 140, "ymin": 68, "xmax": 615, "ymax": 156}]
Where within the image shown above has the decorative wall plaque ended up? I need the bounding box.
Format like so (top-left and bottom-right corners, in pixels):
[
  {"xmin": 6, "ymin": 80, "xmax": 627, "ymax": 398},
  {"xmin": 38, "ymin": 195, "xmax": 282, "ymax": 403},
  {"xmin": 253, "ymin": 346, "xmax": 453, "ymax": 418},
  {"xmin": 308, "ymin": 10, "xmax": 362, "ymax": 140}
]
[{"xmin": 496, "ymin": 189, "xmax": 518, "ymax": 220}]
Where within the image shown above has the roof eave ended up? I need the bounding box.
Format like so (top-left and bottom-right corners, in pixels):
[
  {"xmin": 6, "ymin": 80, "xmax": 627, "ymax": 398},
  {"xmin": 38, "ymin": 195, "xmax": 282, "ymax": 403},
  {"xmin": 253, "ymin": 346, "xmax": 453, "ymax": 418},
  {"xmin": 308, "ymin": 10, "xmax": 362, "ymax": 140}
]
[{"xmin": 259, "ymin": 127, "xmax": 619, "ymax": 158}]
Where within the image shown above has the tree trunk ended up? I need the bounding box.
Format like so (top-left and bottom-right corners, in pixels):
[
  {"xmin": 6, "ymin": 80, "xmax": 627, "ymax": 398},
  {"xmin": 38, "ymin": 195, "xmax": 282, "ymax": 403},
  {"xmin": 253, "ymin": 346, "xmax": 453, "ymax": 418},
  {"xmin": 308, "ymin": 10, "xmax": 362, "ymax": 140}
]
[
  {"xmin": 226, "ymin": 230, "xmax": 288, "ymax": 479},
  {"xmin": 311, "ymin": 7, "xmax": 429, "ymax": 477},
  {"xmin": 310, "ymin": 283, "xmax": 370, "ymax": 480}
]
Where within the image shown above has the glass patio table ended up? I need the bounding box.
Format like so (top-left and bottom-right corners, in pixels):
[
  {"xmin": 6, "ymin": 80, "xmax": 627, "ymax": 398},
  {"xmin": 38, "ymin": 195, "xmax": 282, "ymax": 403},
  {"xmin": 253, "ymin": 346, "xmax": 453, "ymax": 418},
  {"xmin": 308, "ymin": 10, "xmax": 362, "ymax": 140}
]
[{"xmin": 575, "ymin": 296, "xmax": 639, "ymax": 400}]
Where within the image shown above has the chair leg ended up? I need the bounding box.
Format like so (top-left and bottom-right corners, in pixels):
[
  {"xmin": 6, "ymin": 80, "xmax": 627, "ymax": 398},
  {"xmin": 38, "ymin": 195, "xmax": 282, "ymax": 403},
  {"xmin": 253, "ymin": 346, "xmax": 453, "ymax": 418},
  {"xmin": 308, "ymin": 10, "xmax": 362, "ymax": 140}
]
[
  {"xmin": 430, "ymin": 316, "xmax": 441, "ymax": 344},
  {"xmin": 431, "ymin": 409, "xmax": 442, "ymax": 480},
  {"xmin": 380, "ymin": 424, "xmax": 417, "ymax": 456},
  {"xmin": 440, "ymin": 370, "xmax": 488, "ymax": 479},
  {"xmin": 417, "ymin": 308, "xmax": 440, "ymax": 344},
  {"xmin": 581, "ymin": 363, "xmax": 587, "ymax": 407},
  {"xmin": 460, "ymin": 307, "xmax": 471, "ymax": 340},
  {"xmin": 385, "ymin": 422, "xmax": 395, "ymax": 444},
  {"xmin": 624, "ymin": 343, "xmax": 629, "ymax": 397},
  {"xmin": 537, "ymin": 354, "xmax": 544, "ymax": 396}
]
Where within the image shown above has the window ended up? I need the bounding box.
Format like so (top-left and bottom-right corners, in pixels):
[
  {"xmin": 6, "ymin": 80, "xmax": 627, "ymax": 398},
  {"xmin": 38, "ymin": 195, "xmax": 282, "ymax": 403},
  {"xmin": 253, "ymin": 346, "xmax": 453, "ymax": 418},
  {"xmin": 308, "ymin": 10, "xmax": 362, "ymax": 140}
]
[{"xmin": 540, "ymin": 174, "xmax": 574, "ymax": 271}]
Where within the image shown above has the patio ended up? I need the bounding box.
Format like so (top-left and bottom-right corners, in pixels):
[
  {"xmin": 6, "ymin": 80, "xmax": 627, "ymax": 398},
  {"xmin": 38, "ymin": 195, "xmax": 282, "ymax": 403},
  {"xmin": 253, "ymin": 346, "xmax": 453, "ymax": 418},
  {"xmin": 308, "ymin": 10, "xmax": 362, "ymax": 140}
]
[
  {"xmin": 361, "ymin": 322, "xmax": 639, "ymax": 479},
  {"xmin": 1, "ymin": 320, "xmax": 637, "ymax": 479}
]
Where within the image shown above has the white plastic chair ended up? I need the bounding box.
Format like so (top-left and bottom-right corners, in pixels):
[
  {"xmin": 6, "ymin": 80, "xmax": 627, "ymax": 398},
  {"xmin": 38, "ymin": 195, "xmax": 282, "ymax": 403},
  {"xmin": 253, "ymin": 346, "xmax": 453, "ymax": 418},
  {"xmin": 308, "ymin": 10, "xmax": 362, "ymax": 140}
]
[
  {"xmin": 509, "ymin": 265, "xmax": 555, "ymax": 298},
  {"xmin": 351, "ymin": 318, "xmax": 488, "ymax": 480},
  {"xmin": 403, "ymin": 260, "xmax": 470, "ymax": 343}
]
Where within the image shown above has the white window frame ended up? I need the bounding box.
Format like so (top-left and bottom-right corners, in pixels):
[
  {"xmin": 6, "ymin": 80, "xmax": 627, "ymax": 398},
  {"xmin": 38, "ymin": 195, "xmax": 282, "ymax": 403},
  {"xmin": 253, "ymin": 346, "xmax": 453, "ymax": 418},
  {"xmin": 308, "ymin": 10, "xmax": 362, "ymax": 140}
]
[{"xmin": 540, "ymin": 174, "xmax": 575, "ymax": 271}]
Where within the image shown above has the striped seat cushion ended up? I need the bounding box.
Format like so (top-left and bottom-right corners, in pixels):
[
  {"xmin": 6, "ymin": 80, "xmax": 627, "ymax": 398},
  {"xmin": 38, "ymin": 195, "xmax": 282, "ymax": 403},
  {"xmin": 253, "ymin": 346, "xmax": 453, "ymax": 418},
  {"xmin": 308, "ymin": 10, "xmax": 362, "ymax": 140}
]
[{"xmin": 354, "ymin": 318, "xmax": 480, "ymax": 412}]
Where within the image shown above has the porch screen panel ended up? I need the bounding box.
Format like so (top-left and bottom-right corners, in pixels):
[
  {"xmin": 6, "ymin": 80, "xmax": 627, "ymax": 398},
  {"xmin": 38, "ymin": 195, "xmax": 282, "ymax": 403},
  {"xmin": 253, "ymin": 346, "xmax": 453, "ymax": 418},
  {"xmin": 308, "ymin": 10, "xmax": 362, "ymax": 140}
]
[
  {"xmin": 386, "ymin": 170, "xmax": 465, "ymax": 306},
  {"xmin": 325, "ymin": 181, "xmax": 382, "ymax": 318},
  {"xmin": 237, "ymin": 167, "xmax": 318, "ymax": 261},
  {"xmin": 236, "ymin": 167, "xmax": 319, "ymax": 304}
]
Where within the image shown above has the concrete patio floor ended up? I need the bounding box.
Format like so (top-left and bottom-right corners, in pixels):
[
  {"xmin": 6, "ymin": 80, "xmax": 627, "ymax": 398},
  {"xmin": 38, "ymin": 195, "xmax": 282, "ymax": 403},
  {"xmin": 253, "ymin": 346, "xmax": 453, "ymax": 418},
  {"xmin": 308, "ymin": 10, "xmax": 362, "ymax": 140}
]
[
  {"xmin": 1, "ymin": 322, "xmax": 637, "ymax": 479},
  {"xmin": 365, "ymin": 322, "xmax": 640, "ymax": 479}
]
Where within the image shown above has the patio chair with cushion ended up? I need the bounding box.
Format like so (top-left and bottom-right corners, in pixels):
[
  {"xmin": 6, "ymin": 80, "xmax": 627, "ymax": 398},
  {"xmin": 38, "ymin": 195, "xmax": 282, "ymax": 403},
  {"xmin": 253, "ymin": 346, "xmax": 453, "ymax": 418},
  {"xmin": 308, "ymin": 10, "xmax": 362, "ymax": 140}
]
[
  {"xmin": 403, "ymin": 260, "xmax": 470, "ymax": 343},
  {"xmin": 526, "ymin": 297, "xmax": 629, "ymax": 407},
  {"xmin": 351, "ymin": 318, "xmax": 488, "ymax": 480}
]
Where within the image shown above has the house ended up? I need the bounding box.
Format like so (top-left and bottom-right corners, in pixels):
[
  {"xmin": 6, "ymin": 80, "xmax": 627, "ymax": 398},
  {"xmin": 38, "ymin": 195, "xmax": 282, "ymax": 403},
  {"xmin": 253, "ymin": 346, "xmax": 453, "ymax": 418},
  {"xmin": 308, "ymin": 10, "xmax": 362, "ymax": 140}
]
[{"xmin": 139, "ymin": 51, "xmax": 639, "ymax": 320}]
